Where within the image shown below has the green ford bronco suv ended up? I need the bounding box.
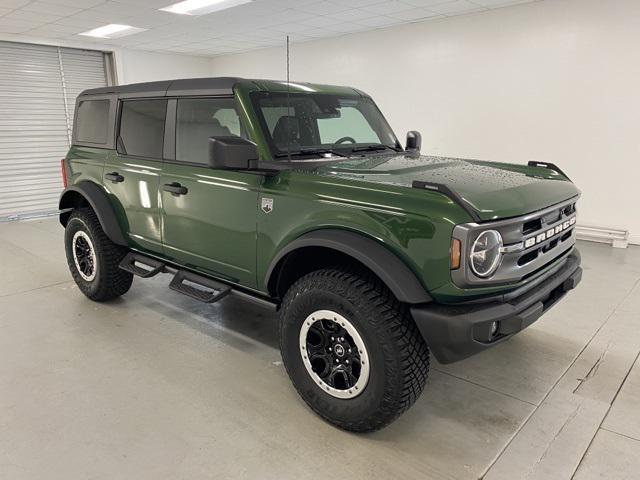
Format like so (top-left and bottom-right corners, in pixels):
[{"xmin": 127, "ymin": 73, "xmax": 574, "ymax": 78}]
[{"xmin": 59, "ymin": 77, "xmax": 582, "ymax": 432}]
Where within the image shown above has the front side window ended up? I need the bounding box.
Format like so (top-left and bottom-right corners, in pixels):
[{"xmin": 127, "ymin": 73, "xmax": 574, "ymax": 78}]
[
  {"xmin": 76, "ymin": 99, "xmax": 109, "ymax": 144},
  {"xmin": 118, "ymin": 99, "xmax": 167, "ymax": 158},
  {"xmin": 176, "ymin": 97, "xmax": 244, "ymax": 165},
  {"xmin": 251, "ymin": 92, "xmax": 400, "ymax": 158}
]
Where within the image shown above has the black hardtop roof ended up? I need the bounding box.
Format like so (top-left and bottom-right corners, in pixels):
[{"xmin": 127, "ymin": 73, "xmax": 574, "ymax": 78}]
[
  {"xmin": 79, "ymin": 77, "xmax": 367, "ymax": 99},
  {"xmin": 80, "ymin": 77, "xmax": 243, "ymax": 97}
]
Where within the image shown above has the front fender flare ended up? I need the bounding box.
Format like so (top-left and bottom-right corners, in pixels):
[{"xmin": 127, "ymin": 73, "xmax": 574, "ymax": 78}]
[
  {"xmin": 59, "ymin": 181, "xmax": 127, "ymax": 246},
  {"xmin": 265, "ymin": 229, "xmax": 432, "ymax": 304}
]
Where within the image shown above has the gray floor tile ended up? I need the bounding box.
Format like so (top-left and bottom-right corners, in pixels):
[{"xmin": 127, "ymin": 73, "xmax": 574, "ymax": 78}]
[
  {"xmin": 483, "ymin": 308, "xmax": 640, "ymax": 479},
  {"xmin": 603, "ymin": 356, "xmax": 640, "ymax": 441},
  {"xmin": 573, "ymin": 429, "xmax": 640, "ymax": 480}
]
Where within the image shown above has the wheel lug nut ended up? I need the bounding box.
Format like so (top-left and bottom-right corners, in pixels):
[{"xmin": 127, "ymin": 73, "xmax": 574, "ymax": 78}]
[
  {"xmin": 331, "ymin": 336, "xmax": 335, "ymax": 341},
  {"xmin": 329, "ymin": 347, "xmax": 332, "ymax": 351},
  {"xmin": 345, "ymin": 360, "xmax": 349, "ymax": 364},
  {"xmin": 340, "ymin": 337, "xmax": 344, "ymax": 342},
  {"xmin": 335, "ymin": 358, "xmax": 340, "ymax": 363}
]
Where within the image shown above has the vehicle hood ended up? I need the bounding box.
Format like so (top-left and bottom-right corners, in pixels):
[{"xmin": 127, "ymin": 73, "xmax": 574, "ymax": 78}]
[{"xmin": 316, "ymin": 154, "xmax": 580, "ymax": 221}]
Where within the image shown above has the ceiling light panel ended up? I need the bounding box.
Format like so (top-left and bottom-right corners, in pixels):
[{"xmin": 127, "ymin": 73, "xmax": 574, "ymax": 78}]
[
  {"xmin": 79, "ymin": 24, "xmax": 147, "ymax": 38},
  {"xmin": 160, "ymin": 0, "xmax": 252, "ymax": 16}
]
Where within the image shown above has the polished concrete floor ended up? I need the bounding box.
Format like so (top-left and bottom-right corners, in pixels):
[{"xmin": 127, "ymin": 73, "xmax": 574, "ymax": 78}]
[{"xmin": 0, "ymin": 218, "xmax": 639, "ymax": 480}]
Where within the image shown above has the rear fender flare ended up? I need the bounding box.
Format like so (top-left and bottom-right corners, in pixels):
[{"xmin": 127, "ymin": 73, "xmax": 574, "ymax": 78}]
[{"xmin": 59, "ymin": 181, "xmax": 127, "ymax": 246}]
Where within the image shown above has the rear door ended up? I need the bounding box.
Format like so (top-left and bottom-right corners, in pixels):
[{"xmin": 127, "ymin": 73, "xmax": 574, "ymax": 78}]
[
  {"xmin": 160, "ymin": 97, "xmax": 261, "ymax": 288},
  {"xmin": 103, "ymin": 98, "xmax": 166, "ymax": 253}
]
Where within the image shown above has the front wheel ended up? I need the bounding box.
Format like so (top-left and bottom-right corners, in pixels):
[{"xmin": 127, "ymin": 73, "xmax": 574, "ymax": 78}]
[{"xmin": 279, "ymin": 268, "xmax": 430, "ymax": 432}]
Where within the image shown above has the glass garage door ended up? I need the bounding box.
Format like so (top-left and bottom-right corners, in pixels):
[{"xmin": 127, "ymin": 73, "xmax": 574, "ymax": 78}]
[{"xmin": 0, "ymin": 41, "xmax": 112, "ymax": 219}]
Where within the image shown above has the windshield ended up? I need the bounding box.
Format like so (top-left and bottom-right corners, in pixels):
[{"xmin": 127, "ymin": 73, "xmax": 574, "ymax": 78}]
[{"xmin": 251, "ymin": 92, "xmax": 401, "ymax": 158}]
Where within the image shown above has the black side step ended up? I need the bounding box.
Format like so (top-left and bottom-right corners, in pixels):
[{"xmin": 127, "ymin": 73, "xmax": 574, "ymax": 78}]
[
  {"xmin": 119, "ymin": 252, "xmax": 165, "ymax": 278},
  {"xmin": 169, "ymin": 270, "xmax": 232, "ymax": 304}
]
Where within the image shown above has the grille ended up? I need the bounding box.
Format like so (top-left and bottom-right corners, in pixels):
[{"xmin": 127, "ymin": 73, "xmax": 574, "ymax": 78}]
[{"xmin": 452, "ymin": 197, "xmax": 579, "ymax": 288}]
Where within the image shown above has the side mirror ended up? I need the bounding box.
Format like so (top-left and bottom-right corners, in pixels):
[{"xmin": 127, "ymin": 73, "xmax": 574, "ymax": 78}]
[
  {"xmin": 405, "ymin": 131, "xmax": 422, "ymax": 154},
  {"xmin": 208, "ymin": 136, "xmax": 258, "ymax": 170}
]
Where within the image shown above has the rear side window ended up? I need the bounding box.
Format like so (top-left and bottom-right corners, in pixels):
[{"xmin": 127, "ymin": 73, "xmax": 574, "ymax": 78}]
[
  {"xmin": 119, "ymin": 99, "xmax": 167, "ymax": 158},
  {"xmin": 176, "ymin": 98, "xmax": 244, "ymax": 165},
  {"xmin": 76, "ymin": 99, "xmax": 109, "ymax": 144}
]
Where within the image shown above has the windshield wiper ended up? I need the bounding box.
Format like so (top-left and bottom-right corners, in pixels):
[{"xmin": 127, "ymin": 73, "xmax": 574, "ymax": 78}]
[
  {"xmin": 350, "ymin": 144, "xmax": 400, "ymax": 154},
  {"xmin": 275, "ymin": 148, "xmax": 347, "ymax": 159}
]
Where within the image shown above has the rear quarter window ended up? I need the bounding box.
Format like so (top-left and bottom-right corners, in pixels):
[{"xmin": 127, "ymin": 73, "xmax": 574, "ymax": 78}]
[
  {"xmin": 76, "ymin": 99, "xmax": 110, "ymax": 144},
  {"xmin": 118, "ymin": 99, "xmax": 167, "ymax": 159}
]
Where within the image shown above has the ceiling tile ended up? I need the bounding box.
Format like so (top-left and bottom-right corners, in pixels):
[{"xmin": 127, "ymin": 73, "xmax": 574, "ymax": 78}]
[
  {"xmin": 44, "ymin": 0, "xmax": 105, "ymax": 7},
  {"xmin": 31, "ymin": 22, "xmax": 82, "ymax": 33},
  {"xmin": 26, "ymin": 26, "xmax": 68, "ymax": 37},
  {"xmin": 387, "ymin": 7, "xmax": 442, "ymax": 21},
  {"xmin": 0, "ymin": 0, "xmax": 30, "ymax": 9},
  {"xmin": 21, "ymin": 1, "xmax": 84, "ymax": 16},
  {"xmin": 330, "ymin": 0, "xmax": 390, "ymax": 7},
  {"xmin": 273, "ymin": 21, "xmax": 315, "ymax": 33},
  {"xmin": 362, "ymin": 1, "xmax": 416, "ymax": 15},
  {"xmin": 0, "ymin": 23, "xmax": 29, "ymax": 33},
  {"xmin": 428, "ymin": 0, "xmax": 488, "ymax": 15},
  {"xmin": 402, "ymin": 0, "xmax": 456, "ymax": 6},
  {"xmin": 114, "ymin": 0, "xmax": 173, "ymax": 8},
  {"xmin": 325, "ymin": 8, "xmax": 379, "ymax": 21},
  {"xmin": 472, "ymin": 0, "xmax": 531, "ymax": 6},
  {"xmin": 300, "ymin": 15, "xmax": 346, "ymax": 28},
  {"xmin": 356, "ymin": 15, "xmax": 403, "ymax": 28},
  {"xmin": 91, "ymin": 1, "xmax": 154, "ymax": 16},
  {"xmin": 1, "ymin": 0, "xmax": 539, "ymax": 58},
  {"xmin": 324, "ymin": 22, "xmax": 371, "ymax": 33},
  {"xmin": 3, "ymin": 9, "xmax": 62, "ymax": 23},
  {"xmin": 299, "ymin": 1, "xmax": 351, "ymax": 16},
  {"xmin": 0, "ymin": 17, "xmax": 41, "ymax": 29},
  {"xmin": 266, "ymin": 8, "xmax": 316, "ymax": 22},
  {"xmin": 54, "ymin": 16, "xmax": 106, "ymax": 29}
]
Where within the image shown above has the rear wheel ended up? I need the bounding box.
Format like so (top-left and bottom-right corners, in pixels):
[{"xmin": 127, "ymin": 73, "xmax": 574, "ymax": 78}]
[
  {"xmin": 279, "ymin": 267, "xmax": 430, "ymax": 432},
  {"xmin": 64, "ymin": 208, "xmax": 133, "ymax": 301}
]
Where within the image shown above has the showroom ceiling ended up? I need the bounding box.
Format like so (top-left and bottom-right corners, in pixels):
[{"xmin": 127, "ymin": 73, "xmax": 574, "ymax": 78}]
[{"xmin": 0, "ymin": 0, "xmax": 537, "ymax": 56}]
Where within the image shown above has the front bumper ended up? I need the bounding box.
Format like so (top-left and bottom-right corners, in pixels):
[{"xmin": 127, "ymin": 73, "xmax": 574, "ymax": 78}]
[{"xmin": 411, "ymin": 249, "xmax": 582, "ymax": 364}]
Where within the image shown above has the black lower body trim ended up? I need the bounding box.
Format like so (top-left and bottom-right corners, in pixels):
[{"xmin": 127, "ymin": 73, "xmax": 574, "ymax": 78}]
[{"xmin": 411, "ymin": 250, "xmax": 582, "ymax": 364}]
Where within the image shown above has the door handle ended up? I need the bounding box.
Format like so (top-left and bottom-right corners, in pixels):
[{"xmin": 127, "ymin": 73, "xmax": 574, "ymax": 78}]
[
  {"xmin": 163, "ymin": 182, "xmax": 188, "ymax": 196},
  {"xmin": 105, "ymin": 172, "xmax": 124, "ymax": 183}
]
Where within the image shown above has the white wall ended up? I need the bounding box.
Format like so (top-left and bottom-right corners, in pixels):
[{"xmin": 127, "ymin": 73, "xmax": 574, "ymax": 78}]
[
  {"xmin": 115, "ymin": 49, "xmax": 213, "ymax": 84},
  {"xmin": 210, "ymin": 0, "xmax": 640, "ymax": 243}
]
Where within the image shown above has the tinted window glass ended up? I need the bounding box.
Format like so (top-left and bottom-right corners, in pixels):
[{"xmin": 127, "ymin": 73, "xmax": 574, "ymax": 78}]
[
  {"xmin": 317, "ymin": 107, "xmax": 378, "ymax": 144},
  {"xmin": 76, "ymin": 99, "xmax": 109, "ymax": 144},
  {"xmin": 119, "ymin": 99, "xmax": 167, "ymax": 158},
  {"xmin": 176, "ymin": 98, "xmax": 243, "ymax": 165},
  {"xmin": 251, "ymin": 92, "xmax": 399, "ymax": 157}
]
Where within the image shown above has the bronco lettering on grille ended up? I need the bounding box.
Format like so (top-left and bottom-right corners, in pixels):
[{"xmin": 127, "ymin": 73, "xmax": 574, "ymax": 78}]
[{"xmin": 524, "ymin": 215, "xmax": 576, "ymax": 249}]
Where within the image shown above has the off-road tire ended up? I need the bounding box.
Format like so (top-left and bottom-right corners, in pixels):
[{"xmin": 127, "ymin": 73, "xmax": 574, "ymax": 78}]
[
  {"xmin": 64, "ymin": 208, "xmax": 133, "ymax": 301},
  {"xmin": 279, "ymin": 267, "xmax": 430, "ymax": 432}
]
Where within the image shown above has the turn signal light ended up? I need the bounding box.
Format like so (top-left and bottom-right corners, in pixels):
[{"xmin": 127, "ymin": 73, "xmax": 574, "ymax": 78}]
[{"xmin": 451, "ymin": 238, "xmax": 461, "ymax": 270}]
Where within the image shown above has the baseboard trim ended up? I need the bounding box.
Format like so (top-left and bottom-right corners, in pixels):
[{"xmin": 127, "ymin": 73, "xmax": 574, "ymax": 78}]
[{"xmin": 576, "ymin": 224, "xmax": 630, "ymax": 248}]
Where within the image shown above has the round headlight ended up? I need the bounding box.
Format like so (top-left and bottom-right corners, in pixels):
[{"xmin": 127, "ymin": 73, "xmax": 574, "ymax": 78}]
[{"xmin": 470, "ymin": 230, "xmax": 503, "ymax": 278}]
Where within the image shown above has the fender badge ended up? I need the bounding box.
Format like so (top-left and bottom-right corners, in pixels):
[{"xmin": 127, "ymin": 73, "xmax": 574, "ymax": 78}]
[{"xmin": 261, "ymin": 197, "xmax": 274, "ymax": 214}]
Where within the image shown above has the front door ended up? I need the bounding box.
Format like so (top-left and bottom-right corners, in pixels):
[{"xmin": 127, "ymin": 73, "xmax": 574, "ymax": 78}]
[
  {"xmin": 160, "ymin": 97, "xmax": 261, "ymax": 289},
  {"xmin": 104, "ymin": 98, "xmax": 167, "ymax": 253}
]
